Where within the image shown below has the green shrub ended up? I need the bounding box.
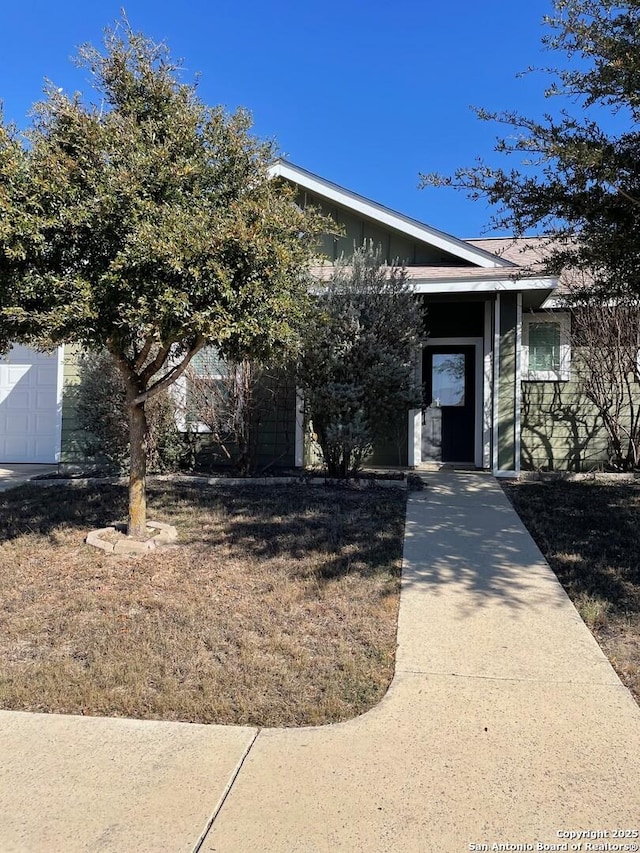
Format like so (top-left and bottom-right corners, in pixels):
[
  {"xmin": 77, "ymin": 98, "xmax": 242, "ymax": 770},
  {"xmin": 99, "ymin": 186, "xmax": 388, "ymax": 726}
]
[{"xmin": 75, "ymin": 350, "xmax": 187, "ymax": 472}]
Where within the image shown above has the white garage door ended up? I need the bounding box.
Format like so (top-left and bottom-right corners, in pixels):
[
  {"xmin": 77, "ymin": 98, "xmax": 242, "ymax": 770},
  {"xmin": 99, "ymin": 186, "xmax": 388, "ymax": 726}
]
[{"xmin": 0, "ymin": 345, "xmax": 61, "ymax": 463}]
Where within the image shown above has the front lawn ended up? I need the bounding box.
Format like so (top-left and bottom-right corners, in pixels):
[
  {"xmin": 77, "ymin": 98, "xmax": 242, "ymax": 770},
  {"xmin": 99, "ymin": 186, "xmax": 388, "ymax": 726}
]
[
  {"xmin": 502, "ymin": 480, "xmax": 640, "ymax": 704},
  {"xmin": 0, "ymin": 481, "xmax": 405, "ymax": 727}
]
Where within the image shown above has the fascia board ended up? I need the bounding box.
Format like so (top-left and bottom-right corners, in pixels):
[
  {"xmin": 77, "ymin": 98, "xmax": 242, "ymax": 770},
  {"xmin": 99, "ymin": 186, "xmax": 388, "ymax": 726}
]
[
  {"xmin": 270, "ymin": 160, "xmax": 514, "ymax": 270},
  {"xmin": 411, "ymin": 276, "xmax": 558, "ymax": 294}
]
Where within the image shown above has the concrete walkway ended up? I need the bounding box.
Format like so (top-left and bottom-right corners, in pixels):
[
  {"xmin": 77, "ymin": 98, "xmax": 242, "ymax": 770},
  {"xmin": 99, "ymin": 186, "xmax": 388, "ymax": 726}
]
[{"xmin": 1, "ymin": 472, "xmax": 639, "ymax": 852}]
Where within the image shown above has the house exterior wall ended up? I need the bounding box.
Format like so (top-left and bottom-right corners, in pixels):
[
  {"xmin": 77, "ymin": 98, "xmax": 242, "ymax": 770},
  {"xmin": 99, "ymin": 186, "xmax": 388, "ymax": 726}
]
[
  {"xmin": 496, "ymin": 293, "xmax": 519, "ymax": 472},
  {"xmin": 520, "ymin": 377, "xmax": 609, "ymax": 470},
  {"xmin": 60, "ymin": 344, "xmax": 84, "ymax": 463},
  {"xmin": 57, "ymin": 331, "xmax": 637, "ymax": 474},
  {"xmin": 298, "ymin": 191, "xmax": 476, "ymax": 267},
  {"xmin": 520, "ymin": 339, "xmax": 640, "ymax": 471},
  {"xmin": 193, "ymin": 369, "xmax": 298, "ymax": 471},
  {"xmin": 59, "ymin": 346, "xmax": 298, "ymax": 470},
  {"xmin": 366, "ymin": 412, "xmax": 410, "ymax": 467}
]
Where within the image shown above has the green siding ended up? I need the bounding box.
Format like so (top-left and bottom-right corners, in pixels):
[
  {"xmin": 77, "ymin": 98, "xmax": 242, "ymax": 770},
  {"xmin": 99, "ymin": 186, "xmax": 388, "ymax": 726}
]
[
  {"xmin": 190, "ymin": 369, "xmax": 298, "ymax": 472},
  {"xmin": 521, "ymin": 380, "xmax": 607, "ymax": 470},
  {"xmin": 60, "ymin": 347, "xmax": 297, "ymax": 470},
  {"xmin": 299, "ymin": 190, "xmax": 475, "ymax": 266},
  {"xmin": 520, "ymin": 346, "xmax": 638, "ymax": 471},
  {"xmin": 60, "ymin": 344, "xmax": 85, "ymax": 463},
  {"xmin": 367, "ymin": 410, "xmax": 410, "ymax": 467},
  {"xmin": 497, "ymin": 295, "xmax": 517, "ymax": 471},
  {"xmin": 305, "ymin": 409, "xmax": 410, "ymax": 469}
]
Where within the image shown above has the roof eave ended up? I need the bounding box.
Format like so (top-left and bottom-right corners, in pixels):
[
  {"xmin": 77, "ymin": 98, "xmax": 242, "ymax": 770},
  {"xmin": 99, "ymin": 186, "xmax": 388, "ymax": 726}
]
[
  {"xmin": 410, "ymin": 276, "xmax": 558, "ymax": 294},
  {"xmin": 270, "ymin": 160, "xmax": 516, "ymax": 271}
]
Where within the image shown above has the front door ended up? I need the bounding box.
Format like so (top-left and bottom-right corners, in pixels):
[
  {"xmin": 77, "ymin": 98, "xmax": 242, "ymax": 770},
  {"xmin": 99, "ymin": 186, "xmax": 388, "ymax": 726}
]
[{"xmin": 423, "ymin": 345, "xmax": 476, "ymax": 464}]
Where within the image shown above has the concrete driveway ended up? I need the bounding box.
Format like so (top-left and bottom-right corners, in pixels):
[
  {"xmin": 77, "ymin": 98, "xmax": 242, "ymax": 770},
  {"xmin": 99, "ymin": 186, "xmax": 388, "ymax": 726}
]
[{"xmin": 0, "ymin": 464, "xmax": 58, "ymax": 492}]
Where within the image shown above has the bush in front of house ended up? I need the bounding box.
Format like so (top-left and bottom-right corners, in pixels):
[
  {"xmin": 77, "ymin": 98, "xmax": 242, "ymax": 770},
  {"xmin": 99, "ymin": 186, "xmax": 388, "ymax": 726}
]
[
  {"xmin": 298, "ymin": 242, "xmax": 424, "ymax": 478},
  {"xmin": 75, "ymin": 350, "xmax": 187, "ymax": 473}
]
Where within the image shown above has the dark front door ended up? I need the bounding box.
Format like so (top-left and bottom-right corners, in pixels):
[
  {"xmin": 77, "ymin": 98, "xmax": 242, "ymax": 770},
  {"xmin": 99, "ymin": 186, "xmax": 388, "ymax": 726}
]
[{"xmin": 424, "ymin": 345, "xmax": 476, "ymax": 463}]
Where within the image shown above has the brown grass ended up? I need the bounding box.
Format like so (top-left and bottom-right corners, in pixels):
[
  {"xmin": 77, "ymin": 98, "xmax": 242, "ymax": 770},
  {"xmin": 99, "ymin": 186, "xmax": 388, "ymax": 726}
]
[
  {"xmin": 502, "ymin": 480, "xmax": 640, "ymax": 704},
  {"xmin": 0, "ymin": 482, "xmax": 405, "ymax": 727}
]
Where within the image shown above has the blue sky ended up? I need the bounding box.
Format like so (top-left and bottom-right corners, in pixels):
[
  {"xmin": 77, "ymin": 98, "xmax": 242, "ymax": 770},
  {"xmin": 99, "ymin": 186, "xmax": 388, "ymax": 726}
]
[{"xmin": 2, "ymin": 0, "xmax": 559, "ymax": 237}]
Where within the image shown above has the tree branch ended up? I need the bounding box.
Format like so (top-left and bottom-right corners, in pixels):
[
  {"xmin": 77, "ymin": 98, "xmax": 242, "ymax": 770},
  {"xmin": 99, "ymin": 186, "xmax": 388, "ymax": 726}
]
[{"xmin": 133, "ymin": 336, "xmax": 205, "ymax": 404}]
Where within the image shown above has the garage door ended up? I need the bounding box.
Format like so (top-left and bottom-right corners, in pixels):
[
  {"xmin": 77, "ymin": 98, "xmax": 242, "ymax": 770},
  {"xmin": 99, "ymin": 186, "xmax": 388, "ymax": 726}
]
[{"xmin": 0, "ymin": 345, "xmax": 61, "ymax": 463}]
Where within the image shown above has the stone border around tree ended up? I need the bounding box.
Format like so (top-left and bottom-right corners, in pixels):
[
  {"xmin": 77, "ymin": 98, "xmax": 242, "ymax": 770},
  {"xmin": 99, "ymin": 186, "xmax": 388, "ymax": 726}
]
[{"xmin": 86, "ymin": 520, "xmax": 178, "ymax": 556}]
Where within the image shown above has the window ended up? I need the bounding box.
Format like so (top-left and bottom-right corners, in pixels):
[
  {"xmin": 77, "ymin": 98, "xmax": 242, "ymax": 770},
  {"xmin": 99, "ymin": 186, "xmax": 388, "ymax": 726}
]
[
  {"xmin": 174, "ymin": 346, "xmax": 224, "ymax": 433},
  {"xmin": 522, "ymin": 312, "xmax": 571, "ymax": 381},
  {"xmin": 431, "ymin": 353, "xmax": 465, "ymax": 406}
]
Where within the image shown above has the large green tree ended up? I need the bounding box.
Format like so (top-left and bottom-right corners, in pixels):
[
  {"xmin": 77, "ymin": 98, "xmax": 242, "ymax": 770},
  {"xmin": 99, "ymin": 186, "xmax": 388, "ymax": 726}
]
[
  {"xmin": 0, "ymin": 22, "xmax": 327, "ymax": 536},
  {"xmin": 421, "ymin": 0, "xmax": 640, "ymax": 296},
  {"xmin": 0, "ymin": 117, "xmax": 39, "ymax": 353}
]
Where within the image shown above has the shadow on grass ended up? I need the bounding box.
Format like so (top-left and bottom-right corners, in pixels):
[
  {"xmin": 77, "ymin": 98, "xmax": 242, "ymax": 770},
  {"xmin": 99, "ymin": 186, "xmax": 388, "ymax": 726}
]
[
  {"xmin": 0, "ymin": 481, "xmax": 406, "ymax": 584},
  {"xmin": 151, "ymin": 483, "xmax": 406, "ymax": 582},
  {"xmin": 0, "ymin": 483, "xmax": 129, "ymax": 540},
  {"xmin": 503, "ymin": 481, "xmax": 640, "ymax": 614}
]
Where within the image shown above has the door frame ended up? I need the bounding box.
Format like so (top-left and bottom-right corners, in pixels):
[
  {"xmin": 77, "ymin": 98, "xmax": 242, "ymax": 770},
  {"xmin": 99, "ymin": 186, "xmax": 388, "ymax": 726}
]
[{"xmin": 410, "ymin": 337, "xmax": 485, "ymax": 469}]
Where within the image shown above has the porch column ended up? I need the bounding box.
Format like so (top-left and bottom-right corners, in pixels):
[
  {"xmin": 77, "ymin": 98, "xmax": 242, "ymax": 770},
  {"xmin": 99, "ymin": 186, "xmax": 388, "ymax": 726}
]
[{"xmin": 493, "ymin": 292, "xmax": 522, "ymax": 476}]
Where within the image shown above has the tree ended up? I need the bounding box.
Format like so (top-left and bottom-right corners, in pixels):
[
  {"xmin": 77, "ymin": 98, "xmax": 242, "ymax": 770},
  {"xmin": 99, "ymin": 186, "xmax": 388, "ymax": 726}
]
[
  {"xmin": 0, "ymin": 20, "xmax": 327, "ymax": 536},
  {"xmin": 75, "ymin": 350, "xmax": 186, "ymax": 473},
  {"xmin": 0, "ymin": 117, "xmax": 39, "ymax": 353},
  {"xmin": 568, "ymin": 292, "xmax": 640, "ymax": 469},
  {"xmin": 421, "ymin": 0, "xmax": 640, "ymax": 297},
  {"xmin": 298, "ymin": 243, "xmax": 424, "ymax": 478},
  {"xmin": 182, "ymin": 353, "xmax": 296, "ymax": 476}
]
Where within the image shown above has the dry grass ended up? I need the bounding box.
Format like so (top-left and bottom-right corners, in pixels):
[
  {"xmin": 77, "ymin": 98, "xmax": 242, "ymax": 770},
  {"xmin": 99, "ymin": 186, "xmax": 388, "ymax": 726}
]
[
  {"xmin": 0, "ymin": 482, "xmax": 405, "ymax": 727},
  {"xmin": 502, "ymin": 480, "xmax": 640, "ymax": 704}
]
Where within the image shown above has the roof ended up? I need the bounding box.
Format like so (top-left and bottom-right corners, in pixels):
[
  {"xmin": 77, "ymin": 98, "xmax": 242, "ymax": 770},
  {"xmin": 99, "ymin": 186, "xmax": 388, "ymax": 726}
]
[
  {"xmin": 270, "ymin": 160, "xmax": 514, "ymax": 270},
  {"xmin": 467, "ymin": 237, "xmax": 551, "ymax": 271},
  {"xmin": 272, "ymin": 161, "xmax": 559, "ymax": 300}
]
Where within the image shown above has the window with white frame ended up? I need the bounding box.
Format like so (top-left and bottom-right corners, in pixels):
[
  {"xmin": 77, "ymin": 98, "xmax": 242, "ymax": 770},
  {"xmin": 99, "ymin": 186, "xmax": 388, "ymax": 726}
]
[
  {"xmin": 174, "ymin": 346, "xmax": 225, "ymax": 432},
  {"xmin": 522, "ymin": 312, "xmax": 571, "ymax": 381}
]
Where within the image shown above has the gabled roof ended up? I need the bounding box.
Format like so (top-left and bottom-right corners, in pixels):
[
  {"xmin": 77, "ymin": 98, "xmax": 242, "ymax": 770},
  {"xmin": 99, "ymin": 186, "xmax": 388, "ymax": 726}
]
[
  {"xmin": 271, "ymin": 160, "xmax": 558, "ymax": 305},
  {"xmin": 468, "ymin": 237, "xmax": 550, "ymax": 270},
  {"xmin": 270, "ymin": 160, "xmax": 515, "ymax": 270}
]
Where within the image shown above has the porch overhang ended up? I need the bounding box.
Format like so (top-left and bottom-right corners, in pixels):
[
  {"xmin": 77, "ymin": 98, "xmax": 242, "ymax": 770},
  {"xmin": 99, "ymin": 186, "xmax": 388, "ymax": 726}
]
[{"xmin": 409, "ymin": 275, "xmax": 557, "ymax": 310}]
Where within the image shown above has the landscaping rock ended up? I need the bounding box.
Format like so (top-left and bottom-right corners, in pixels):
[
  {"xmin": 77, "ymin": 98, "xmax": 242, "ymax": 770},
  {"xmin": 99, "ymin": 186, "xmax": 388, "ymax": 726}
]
[{"xmin": 85, "ymin": 521, "xmax": 179, "ymax": 556}]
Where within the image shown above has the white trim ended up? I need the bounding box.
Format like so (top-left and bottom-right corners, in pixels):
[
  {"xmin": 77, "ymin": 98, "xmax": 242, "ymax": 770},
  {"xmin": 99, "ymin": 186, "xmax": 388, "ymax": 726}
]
[
  {"xmin": 515, "ymin": 293, "xmax": 522, "ymax": 475},
  {"xmin": 410, "ymin": 276, "xmax": 556, "ymax": 294},
  {"xmin": 424, "ymin": 337, "xmax": 483, "ymax": 468},
  {"xmin": 173, "ymin": 347, "xmax": 226, "ymax": 434},
  {"xmin": 483, "ymin": 301, "xmax": 492, "ymax": 469},
  {"xmin": 494, "ymin": 470, "xmax": 519, "ymax": 479},
  {"xmin": 54, "ymin": 345, "xmax": 65, "ymax": 463},
  {"xmin": 270, "ymin": 160, "xmax": 512, "ymax": 269},
  {"xmin": 492, "ymin": 294, "xmax": 500, "ymax": 475},
  {"xmin": 408, "ymin": 409, "xmax": 420, "ymax": 467},
  {"xmin": 294, "ymin": 389, "xmax": 304, "ymax": 468},
  {"xmin": 408, "ymin": 343, "xmax": 423, "ymax": 467},
  {"xmin": 521, "ymin": 311, "xmax": 571, "ymax": 382}
]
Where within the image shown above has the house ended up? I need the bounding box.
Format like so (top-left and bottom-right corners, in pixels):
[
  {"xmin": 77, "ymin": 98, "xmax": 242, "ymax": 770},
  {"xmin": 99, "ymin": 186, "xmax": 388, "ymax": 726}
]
[{"xmin": 0, "ymin": 161, "xmax": 612, "ymax": 474}]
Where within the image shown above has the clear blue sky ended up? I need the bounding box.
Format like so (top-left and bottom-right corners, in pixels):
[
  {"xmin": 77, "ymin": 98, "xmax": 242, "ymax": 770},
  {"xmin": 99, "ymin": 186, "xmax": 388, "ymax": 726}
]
[{"xmin": 1, "ymin": 0, "xmax": 559, "ymax": 237}]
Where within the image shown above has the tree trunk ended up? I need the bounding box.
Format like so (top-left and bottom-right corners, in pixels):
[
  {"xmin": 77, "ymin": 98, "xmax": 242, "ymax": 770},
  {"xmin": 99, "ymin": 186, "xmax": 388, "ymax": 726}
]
[{"xmin": 128, "ymin": 394, "xmax": 148, "ymax": 538}]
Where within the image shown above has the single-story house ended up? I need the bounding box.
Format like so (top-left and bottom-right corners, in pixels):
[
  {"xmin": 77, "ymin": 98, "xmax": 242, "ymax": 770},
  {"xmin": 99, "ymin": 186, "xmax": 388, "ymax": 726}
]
[{"xmin": 0, "ymin": 161, "xmax": 616, "ymax": 475}]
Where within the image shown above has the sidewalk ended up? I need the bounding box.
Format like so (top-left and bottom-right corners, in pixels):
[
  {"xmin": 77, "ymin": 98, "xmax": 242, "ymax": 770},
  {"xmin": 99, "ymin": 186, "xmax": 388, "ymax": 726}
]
[{"xmin": 1, "ymin": 472, "xmax": 639, "ymax": 852}]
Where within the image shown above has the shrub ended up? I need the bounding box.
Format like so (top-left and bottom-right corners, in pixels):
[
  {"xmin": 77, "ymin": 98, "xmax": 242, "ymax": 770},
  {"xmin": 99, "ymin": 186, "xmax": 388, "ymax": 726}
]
[
  {"xmin": 298, "ymin": 242, "xmax": 424, "ymax": 477},
  {"xmin": 75, "ymin": 350, "xmax": 187, "ymax": 472}
]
